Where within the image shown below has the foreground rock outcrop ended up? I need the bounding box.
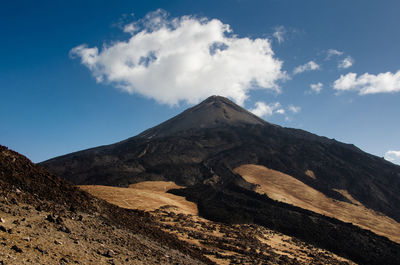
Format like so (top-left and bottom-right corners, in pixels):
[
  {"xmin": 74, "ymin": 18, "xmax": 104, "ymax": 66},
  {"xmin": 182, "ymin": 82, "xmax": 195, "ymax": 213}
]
[{"xmin": 0, "ymin": 145, "xmax": 213, "ymax": 264}]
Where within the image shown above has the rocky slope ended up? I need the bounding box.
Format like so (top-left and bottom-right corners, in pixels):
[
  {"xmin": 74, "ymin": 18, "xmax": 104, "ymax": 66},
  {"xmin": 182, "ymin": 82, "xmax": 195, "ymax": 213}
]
[
  {"xmin": 40, "ymin": 96, "xmax": 400, "ymax": 264},
  {"xmin": 79, "ymin": 182, "xmax": 356, "ymax": 265},
  {"xmin": 0, "ymin": 145, "xmax": 357, "ymax": 265},
  {"xmin": 40, "ymin": 96, "xmax": 400, "ymax": 223},
  {"xmin": 0, "ymin": 145, "xmax": 213, "ymax": 264},
  {"xmin": 235, "ymin": 164, "xmax": 400, "ymax": 244}
]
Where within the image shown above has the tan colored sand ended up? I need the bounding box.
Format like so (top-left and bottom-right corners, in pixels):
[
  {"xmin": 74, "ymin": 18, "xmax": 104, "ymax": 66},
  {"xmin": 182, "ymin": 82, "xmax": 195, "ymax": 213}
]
[
  {"xmin": 79, "ymin": 181, "xmax": 198, "ymax": 215},
  {"xmin": 305, "ymin": 169, "xmax": 316, "ymax": 179},
  {"xmin": 79, "ymin": 180, "xmax": 355, "ymax": 264},
  {"xmin": 234, "ymin": 164, "xmax": 400, "ymax": 244}
]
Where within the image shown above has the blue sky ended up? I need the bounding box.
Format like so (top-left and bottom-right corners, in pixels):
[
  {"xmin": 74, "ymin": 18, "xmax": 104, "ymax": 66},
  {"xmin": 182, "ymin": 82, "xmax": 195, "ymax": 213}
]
[{"xmin": 1, "ymin": 0, "xmax": 400, "ymax": 165}]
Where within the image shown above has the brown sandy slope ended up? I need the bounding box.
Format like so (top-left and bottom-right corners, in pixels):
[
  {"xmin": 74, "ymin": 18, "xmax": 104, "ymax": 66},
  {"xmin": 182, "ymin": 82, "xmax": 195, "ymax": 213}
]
[
  {"xmin": 234, "ymin": 164, "xmax": 400, "ymax": 244},
  {"xmin": 81, "ymin": 181, "xmax": 355, "ymax": 265},
  {"xmin": 0, "ymin": 200, "xmax": 204, "ymax": 265},
  {"xmin": 0, "ymin": 145, "xmax": 212, "ymax": 265},
  {"xmin": 79, "ymin": 181, "xmax": 198, "ymax": 215}
]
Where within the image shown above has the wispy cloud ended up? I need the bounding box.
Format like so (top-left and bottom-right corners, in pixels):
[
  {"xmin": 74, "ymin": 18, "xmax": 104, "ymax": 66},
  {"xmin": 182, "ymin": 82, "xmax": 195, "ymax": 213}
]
[
  {"xmin": 333, "ymin": 70, "xmax": 400, "ymax": 95},
  {"xmin": 384, "ymin": 150, "xmax": 400, "ymax": 165},
  {"xmin": 123, "ymin": 23, "xmax": 138, "ymax": 34},
  {"xmin": 273, "ymin": 26, "xmax": 286, "ymax": 44},
  {"xmin": 276, "ymin": 108, "xmax": 285, "ymax": 114},
  {"xmin": 338, "ymin": 56, "xmax": 354, "ymax": 69},
  {"xmin": 308, "ymin": 82, "xmax": 323, "ymax": 94},
  {"xmin": 326, "ymin": 49, "xmax": 343, "ymax": 60},
  {"xmin": 70, "ymin": 9, "xmax": 287, "ymax": 106},
  {"xmin": 293, "ymin": 61, "xmax": 320, "ymax": 75},
  {"xmin": 288, "ymin": 105, "xmax": 301, "ymax": 113}
]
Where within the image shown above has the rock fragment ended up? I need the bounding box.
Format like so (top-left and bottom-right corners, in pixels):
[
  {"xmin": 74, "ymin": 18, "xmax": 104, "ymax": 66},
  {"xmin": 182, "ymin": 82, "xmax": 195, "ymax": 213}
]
[
  {"xmin": 11, "ymin": 245, "xmax": 23, "ymax": 253},
  {"xmin": 46, "ymin": 214, "xmax": 55, "ymax": 223}
]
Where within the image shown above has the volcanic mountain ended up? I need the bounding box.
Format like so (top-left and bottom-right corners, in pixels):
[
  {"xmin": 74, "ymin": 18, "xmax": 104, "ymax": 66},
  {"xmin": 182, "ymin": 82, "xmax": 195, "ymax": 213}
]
[{"xmin": 41, "ymin": 95, "xmax": 400, "ymax": 264}]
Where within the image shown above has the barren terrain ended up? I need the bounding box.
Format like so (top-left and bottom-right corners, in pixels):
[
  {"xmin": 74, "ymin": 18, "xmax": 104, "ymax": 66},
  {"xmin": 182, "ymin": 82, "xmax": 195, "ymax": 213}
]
[
  {"xmin": 0, "ymin": 198, "xmax": 204, "ymax": 265},
  {"xmin": 235, "ymin": 164, "xmax": 400, "ymax": 244},
  {"xmin": 80, "ymin": 181, "xmax": 197, "ymax": 215},
  {"xmin": 81, "ymin": 181, "xmax": 355, "ymax": 265},
  {"xmin": 0, "ymin": 145, "xmax": 211, "ymax": 265}
]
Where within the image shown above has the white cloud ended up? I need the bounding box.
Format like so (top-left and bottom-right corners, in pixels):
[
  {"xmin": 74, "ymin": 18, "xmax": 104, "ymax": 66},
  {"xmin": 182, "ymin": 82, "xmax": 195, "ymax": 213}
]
[
  {"xmin": 70, "ymin": 9, "xmax": 287, "ymax": 106},
  {"xmin": 249, "ymin": 101, "xmax": 283, "ymax": 117},
  {"xmin": 384, "ymin": 150, "xmax": 400, "ymax": 165},
  {"xmin": 288, "ymin": 105, "xmax": 301, "ymax": 113},
  {"xmin": 123, "ymin": 23, "xmax": 138, "ymax": 34},
  {"xmin": 293, "ymin": 61, "xmax": 320, "ymax": 75},
  {"xmin": 326, "ymin": 49, "xmax": 343, "ymax": 60},
  {"xmin": 276, "ymin": 108, "xmax": 285, "ymax": 114},
  {"xmin": 308, "ymin": 82, "xmax": 323, "ymax": 94},
  {"xmin": 273, "ymin": 26, "xmax": 286, "ymax": 44},
  {"xmin": 333, "ymin": 70, "xmax": 400, "ymax": 95},
  {"xmin": 338, "ymin": 56, "xmax": 354, "ymax": 69}
]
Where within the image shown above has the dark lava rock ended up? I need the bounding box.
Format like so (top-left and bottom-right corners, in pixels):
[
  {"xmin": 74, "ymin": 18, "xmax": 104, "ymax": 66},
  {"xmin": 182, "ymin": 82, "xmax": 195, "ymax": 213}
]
[
  {"xmin": 60, "ymin": 257, "xmax": 69, "ymax": 264},
  {"xmin": 56, "ymin": 216, "xmax": 63, "ymax": 224},
  {"xmin": 58, "ymin": 226, "xmax": 71, "ymax": 234},
  {"xmin": 45, "ymin": 214, "xmax": 55, "ymax": 223},
  {"xmin": 11, "ymin": 245, "xmax": 23, "ymax": 253},
  {"xmin": 35, "ymin": 246, "xmax": 48, "ymax": 254},
  {"xmin": 101, "ymin": 249, "xmax": 116, "ymax": 258},
  {"xmin": 10, "ymin": 198, "xmax": 18, "ymax": 205}
]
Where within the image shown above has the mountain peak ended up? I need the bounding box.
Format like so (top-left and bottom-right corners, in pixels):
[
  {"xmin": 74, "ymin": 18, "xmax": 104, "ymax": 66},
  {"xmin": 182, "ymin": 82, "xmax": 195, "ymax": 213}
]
[
  {"xmin": 201, "ymin": 95, "xmax": 233, "ymax": 103},
  {"xmin": 138, "ymin": 95, "xmax": 267, "ymax": 139}
]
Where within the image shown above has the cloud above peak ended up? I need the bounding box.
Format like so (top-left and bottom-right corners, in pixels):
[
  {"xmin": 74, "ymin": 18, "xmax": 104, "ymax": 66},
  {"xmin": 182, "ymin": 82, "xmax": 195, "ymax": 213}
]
[
  {"xmin": 70, "ymin": 10, "xmax": 287, "ymax": 106},
  {"xmin": 250, "ymin": 101, "xmax": 283, "ymax": 117},
  {"xmin": 384, "ymin": 150, "xmax": 400, "ymax": 165}
]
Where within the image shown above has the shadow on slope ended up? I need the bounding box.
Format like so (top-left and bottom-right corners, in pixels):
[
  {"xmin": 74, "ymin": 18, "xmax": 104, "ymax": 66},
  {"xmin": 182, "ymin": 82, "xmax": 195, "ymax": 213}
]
[
  {"xmin": 170, "ymin": 181, "xmax": 400, "ymax": 265},
  {"xmin": 235, "ymin": 164, "xmax": 400, "ymax": 244}
]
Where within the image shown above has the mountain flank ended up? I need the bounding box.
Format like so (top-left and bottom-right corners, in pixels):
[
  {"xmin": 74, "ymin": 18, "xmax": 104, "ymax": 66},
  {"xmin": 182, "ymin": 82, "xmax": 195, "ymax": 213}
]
[
  {"xmin": 235, "ymin": 164, "xmax": 400, "ymax": 243},
  {"xmin": 0, "ymin": 145, "xmax": 213, "ymax": 264},
  {"xmin": 40, "ymin": 95, "xmax": 400, "ymax": 264},
  {"xmin": 1, "ymin": 145, "xmax": 358, "ymax": 264},
  {"xmin": 79, "ymin": 181, "xmax": 198, "ymax": 215},
  {"xmin": 79, "ymin": 182, "xmax": 356, "ymax": 264}
]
